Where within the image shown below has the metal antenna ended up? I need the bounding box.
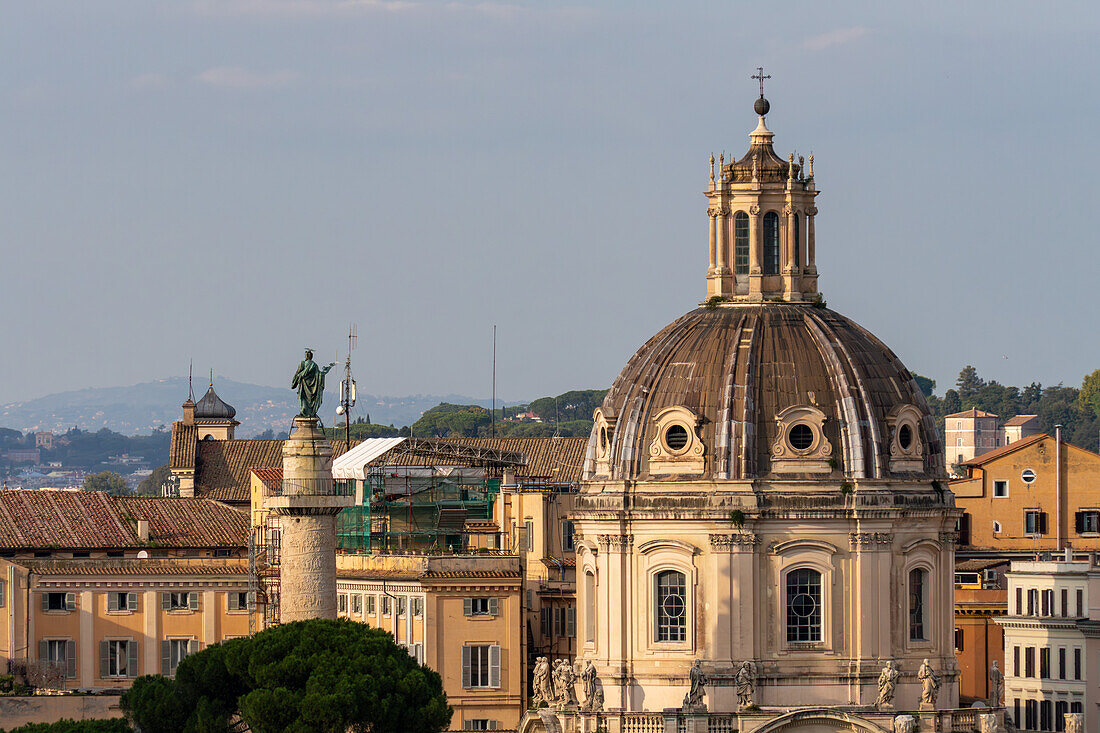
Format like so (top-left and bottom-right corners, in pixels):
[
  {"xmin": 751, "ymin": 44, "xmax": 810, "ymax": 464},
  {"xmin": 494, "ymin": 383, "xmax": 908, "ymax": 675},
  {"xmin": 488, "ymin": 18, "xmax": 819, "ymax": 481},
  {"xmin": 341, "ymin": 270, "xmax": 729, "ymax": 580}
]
[
  {"xmin": 209, "ymin": 367, "xmax": 214, "ymax": 387},
  {"xmin": 341, "ymin": 324, "xmax": 358, "ymax": 447},
  {"xmin": 188, "ymin": 360, "xmax": 194, "ymax": 401},
  {"xmin": 491, "ymin": 325, "xmax": 497, "ymax": 439},
  {"xmin": 752, "ymin": 66, "xmax": 771, "ymax": 98}
]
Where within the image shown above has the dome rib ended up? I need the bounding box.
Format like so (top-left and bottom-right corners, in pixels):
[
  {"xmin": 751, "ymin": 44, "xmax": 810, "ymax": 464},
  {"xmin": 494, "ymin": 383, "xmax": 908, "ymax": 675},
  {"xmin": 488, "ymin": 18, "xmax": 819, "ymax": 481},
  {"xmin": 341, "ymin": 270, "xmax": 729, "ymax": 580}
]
[{"xmin": 590, "ymin": 304, "xmax": 944, "ymax": 483}]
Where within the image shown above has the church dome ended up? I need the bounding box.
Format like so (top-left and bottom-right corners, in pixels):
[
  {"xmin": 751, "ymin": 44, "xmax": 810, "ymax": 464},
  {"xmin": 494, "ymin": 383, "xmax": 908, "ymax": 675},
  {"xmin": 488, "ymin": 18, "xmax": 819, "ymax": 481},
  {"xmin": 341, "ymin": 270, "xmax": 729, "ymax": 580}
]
[
  {"xmin": 193, "ymin": 385, "xmax": 236, "ymax": 420},
  {"xmin": 587, "ymin": 303, "xmax": 943, "ymax": 483}
]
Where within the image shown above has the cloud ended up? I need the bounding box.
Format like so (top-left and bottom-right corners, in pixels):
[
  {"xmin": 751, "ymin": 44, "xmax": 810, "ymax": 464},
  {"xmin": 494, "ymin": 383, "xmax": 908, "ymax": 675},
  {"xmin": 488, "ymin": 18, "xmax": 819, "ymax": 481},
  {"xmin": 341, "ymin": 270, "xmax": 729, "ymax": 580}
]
[
  {"xmin": 129, "ymin": 73, "xmax": 170, "ymax": 91},
  {"xmin": 802, "ymin": 26, "xmax": 870, "ymax": 52},
  {"xmin": 195, "ymin": 67, "xmax": 302, "ymax": 89}
]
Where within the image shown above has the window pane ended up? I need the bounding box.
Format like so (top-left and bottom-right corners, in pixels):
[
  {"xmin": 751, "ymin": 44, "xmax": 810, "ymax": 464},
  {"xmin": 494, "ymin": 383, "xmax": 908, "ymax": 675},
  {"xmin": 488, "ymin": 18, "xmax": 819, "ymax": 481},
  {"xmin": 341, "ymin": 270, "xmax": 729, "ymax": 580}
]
[
  {"xmin": 786, "ymin": 568, "xmax": 822, "ymax": 642},
  {"xmin": 763, "ymin": 213, "xmax": 780, "ymax": 275},
  {"xmin": 909, "ymin": 569, "xmax": 926, "ymax": 640},
  {"xmin": 655, "ymin": 570, "xmax": 686, "ymax": 642},
  {"xmin": 734, "ymin": 212, "xmax": 749, "ymax": 274}
]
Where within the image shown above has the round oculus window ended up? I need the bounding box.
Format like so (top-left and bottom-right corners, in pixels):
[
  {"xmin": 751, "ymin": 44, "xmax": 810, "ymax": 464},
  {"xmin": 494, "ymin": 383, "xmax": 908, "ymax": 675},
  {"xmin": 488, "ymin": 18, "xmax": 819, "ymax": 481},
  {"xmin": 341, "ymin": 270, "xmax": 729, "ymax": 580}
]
[
  {"xmin": 789, "ymin": 592, "xmax": 817, "ymax": 618},
  {"xmin": 898, "ymin": 424, "xmax": 913, "ymax": 450},
  {"xmin": 788, "ymin": 423, "xmax": 814, "ymax": 451},
  {"xmin": 665, "ymin": 424, "xmax": 690, "ymax": 451}
]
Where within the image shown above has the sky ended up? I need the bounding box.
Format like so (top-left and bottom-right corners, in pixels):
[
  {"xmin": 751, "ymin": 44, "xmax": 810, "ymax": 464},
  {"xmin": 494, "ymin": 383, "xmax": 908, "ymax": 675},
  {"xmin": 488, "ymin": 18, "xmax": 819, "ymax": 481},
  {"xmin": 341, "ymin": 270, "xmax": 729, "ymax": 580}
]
[{"xmin": 2, "ymin": 0, "xmax": 1099, "ymax": 406}]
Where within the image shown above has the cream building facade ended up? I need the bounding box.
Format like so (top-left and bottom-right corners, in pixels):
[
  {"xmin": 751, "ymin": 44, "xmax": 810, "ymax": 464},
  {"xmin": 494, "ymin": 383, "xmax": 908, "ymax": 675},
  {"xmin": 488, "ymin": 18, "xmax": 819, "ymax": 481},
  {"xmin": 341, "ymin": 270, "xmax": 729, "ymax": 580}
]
[
  {"xmin": 998, "ymin": 559, "xmax": 1090, "ymax": 732},
  {"xmin": 525, "ymin": 90, "xmax": 974, "ymax": 733}
]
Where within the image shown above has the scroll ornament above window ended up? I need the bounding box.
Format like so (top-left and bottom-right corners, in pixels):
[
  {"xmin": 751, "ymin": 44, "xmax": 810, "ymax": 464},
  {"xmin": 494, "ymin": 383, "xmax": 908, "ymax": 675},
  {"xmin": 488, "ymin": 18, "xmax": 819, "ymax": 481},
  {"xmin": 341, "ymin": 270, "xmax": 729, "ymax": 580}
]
[
  {"xmin": 649, "ymin": 406, "xmax": 705, "ymax": 475},
  {"xmin": 771, "ymin": 405, "xmax": 833, "ymax": 474}
]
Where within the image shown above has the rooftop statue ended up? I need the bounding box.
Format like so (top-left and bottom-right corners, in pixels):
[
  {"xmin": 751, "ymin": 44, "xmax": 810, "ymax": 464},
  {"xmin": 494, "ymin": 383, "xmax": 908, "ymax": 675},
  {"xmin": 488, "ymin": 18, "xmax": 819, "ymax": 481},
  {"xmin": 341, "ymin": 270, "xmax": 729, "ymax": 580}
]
[{"xmin": 292, "ymin": 349, "xmax": 335, "ymax": 419}]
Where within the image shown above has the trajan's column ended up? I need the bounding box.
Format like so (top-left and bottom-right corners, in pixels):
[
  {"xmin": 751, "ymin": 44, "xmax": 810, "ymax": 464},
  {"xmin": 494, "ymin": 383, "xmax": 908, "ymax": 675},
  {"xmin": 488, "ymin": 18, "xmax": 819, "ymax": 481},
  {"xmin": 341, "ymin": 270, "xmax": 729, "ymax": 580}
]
[{"xmin": 265, "ymin": 348, "xmax": 352, "ymax": 621}]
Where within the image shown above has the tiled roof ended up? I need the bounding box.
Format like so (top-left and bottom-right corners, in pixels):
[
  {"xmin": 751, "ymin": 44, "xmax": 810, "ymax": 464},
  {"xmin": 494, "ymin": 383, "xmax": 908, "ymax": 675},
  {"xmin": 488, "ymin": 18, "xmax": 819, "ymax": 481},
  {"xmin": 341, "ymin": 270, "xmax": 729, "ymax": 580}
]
[
  {"xmin": 251, "ymin": 467, "xmax": 282, "ymax": 493},
  {"xmin": 540, "ymin": 557, "xmax": 577, "ymax": 568},
  {"xmin": 115, "ymin": 496, "xmax": 248, "ymax": 547},
  {"xmin": 1004, "ymin": 414, "xmax": 1038, "ymax": 427},
  {"xmin": 336, "ymin": 568, "xmax": 422, "ymax": 581},
  {"xmin": 178, "ymin": 434, "xmax": 586, "ymax": 504},
  {"xmin": 170, "ymin": 422, "xmax": 196, "ymax": 470},
  {"xmin": 958, "ymin": 433, "xmax": 1048, "ymax": 467},
  {"xmin": 18, "ymin": 558, "xmax": 248, "ymax": 577},
  {"xmin": 422, "ymin": 569, "xmax": 522, "ymax": 579},
  {"xmin": 945, "ymin": 409, "xmax": 999, "ymax": 419},
  {"xmin": 0, "ymin": 490, "xmax": 247, "ymax": 550}
]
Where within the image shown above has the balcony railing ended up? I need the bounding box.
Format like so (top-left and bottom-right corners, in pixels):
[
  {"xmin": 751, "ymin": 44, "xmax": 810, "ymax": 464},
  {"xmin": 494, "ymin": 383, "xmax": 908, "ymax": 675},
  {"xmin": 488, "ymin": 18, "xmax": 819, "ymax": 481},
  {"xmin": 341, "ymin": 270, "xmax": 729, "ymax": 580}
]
[{"xmin": 265, "ymin": 478, "xmax": 355, "ymax": 498}]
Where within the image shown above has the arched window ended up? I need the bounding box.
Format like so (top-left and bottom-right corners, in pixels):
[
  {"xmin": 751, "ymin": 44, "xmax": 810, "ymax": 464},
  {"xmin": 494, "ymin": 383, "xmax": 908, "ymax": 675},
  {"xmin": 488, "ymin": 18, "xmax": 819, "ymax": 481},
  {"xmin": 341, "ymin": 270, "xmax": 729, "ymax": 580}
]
[
  {"xmin": 584, "ymin": 571, "xmax": 596, "ymax": 643},
  {"xmin": 655, "ymin": 570, "xmax": 686, "ymax": 642},
  {"xmin": 786, "ymin": 568, "xmax": 822, "ymax": 642},
  {"xmin": 791, "ymin": 212, "xmax": 800, "ymax": 267},
  {"xmin": 763, "ymin": 212, "xmax": 780, "ymax": 275},
  {"xmin": 734, "ymin": 211, "xmax": 749, "ymax": 274},
  {"xmin": 909, "ymin": 568, "xmax": 927, "ymax": 640}
]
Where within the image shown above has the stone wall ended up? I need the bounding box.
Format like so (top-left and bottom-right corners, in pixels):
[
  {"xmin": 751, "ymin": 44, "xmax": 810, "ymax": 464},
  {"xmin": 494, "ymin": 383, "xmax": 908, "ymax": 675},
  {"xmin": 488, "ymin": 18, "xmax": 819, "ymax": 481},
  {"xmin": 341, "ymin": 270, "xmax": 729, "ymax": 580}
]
[{"xmin": 0, "ymin": 694, "xmax": 123, "ymax": 728}]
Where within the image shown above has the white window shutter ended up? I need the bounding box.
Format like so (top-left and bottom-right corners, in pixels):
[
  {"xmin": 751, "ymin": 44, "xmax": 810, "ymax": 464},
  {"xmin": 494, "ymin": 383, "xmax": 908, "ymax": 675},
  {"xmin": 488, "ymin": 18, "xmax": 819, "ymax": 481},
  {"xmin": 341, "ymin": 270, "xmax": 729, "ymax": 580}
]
[
  {"xmin": 162, "ymin": 592, "xmax": 171, "ymax": 610},
  {"xmin": 463, "ymin": 597, "xmax": 472, "ymax": 616},
  {"xmin": 65, "ymin": 592, "xmax": 76, "ymax": 611},
  {"xmin": 188, "ymin": 592, "xmax": 199, "ymax": 611},
  {"xmin": 65, "ymin": 640, "xmax": 76, "ymax": 679},
  {"xmin": 489, "ymin": 645, "xmax": 501, "ymax": 688},
  {"xmin": 108, "ymin": 593, "xmax": 119, "ymax": 612},
  {"xmin": 127, "ymin": 593, "xmax": 138, "ymax": 612},
  {"xmin": 489, "ymin": 597, "xmax": 499, "ymax": 615},
  {"xmin": 461, "ymin": 645, "xmax": 471, "ymax": 688},
  {"xmin": 228, "ymin": 592, "xmax": 239, "ymax": 612}
]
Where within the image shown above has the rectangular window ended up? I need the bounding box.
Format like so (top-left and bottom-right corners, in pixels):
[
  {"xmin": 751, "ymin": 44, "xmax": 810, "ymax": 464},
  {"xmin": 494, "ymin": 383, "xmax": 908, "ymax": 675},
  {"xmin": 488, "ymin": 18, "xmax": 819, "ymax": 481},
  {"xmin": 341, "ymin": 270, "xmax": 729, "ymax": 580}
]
[
  {"xmin": 464, "ymin": 597, "xmax": 499, "ymax": 616},
  {"xmin": 909, "ymin": 569, "xmax": 927, "ymax": 641},
  {"xmin": 1025, "ymin": 646, "xmax": 1035, "ymax": 677},
  {"xmin": 352, "ymin": 595, "xmax": 363, "ymax": 615},
  {"xmin": 734, "ymin": 212, "xmax": 749, "ymax": 274},
  {"xmin": 162, "ymin": 592, "xmax": 197, "ymax": 611},
  {"xmin": 338, "ymin": 593, "xmax": 348, "ymax": 614},
  {"xmin": 1077, "ymin": 510, "xmax": 1100, "ymax": 534},
  {"xmin": 1055, "ymin": 702, "xmax": 1068, "ymax": 733},
  {"xmin": 561, "ymin": 520, "xmax": 575, "ymax": 553},
  {"xmin": 540, "ymin": 607, "xmax": 552, "ymax": 637},
  {"xmin": 41, "ymin": 639, "xmax": 76, "ymax": 679},
  {"xmin": 1059, "ymin": 647, "xmax": 1066, "ymax": 679},
  {"xmin": 365, "ymin": 595, "xmax": 376, "ymax": 615},
  {"xmin": 106, "ymin": 591, "xmax": 137, "ymax": 612},
  {"xmin": 1014, "ymin": 699, "xmax": 1020, "ymax": 731},
  {"xmin": 1040, "ymin": 647, "xmax": 1050, "ymax": 678},
  {"xmin": 994, "ymin": 480, "xmax": 1008, "ymax": 497},
  {"xmin": 1025, "ymin": 510, "xmax": 1047, "ymax": 535},
  {"xmin": 1026, "ymin": 699, "xmax": 1037, "ymax": 731},
  {"xmin": 785, "ymin": 569, "xmax": 821, "ymax": 643},
  {"xmin": 396, "ymin": 597, "xmax": 406, "ymax": 617},
  {"xmin": 465, "ymin": 719, "xmax": 497, "ymax": 731},
  {"xmin": 228, "ymin": 591, "xmax": 249, "ymax": 612},
  {"xmin": 462, "ymin": 645, "xmax": 500, "ymax": 688},
  {"xmin": 162, "ymin": 639, "xmax": 194, "ymax": 676},
  {"xmin": 658, "ymin": 570, "xmax": 689, "ymax": 643},
  {"xmin": 1077, "ymin": 588, "xmax": 1084, "ymax": 617},
  {"xmin": 1040, "ymin": 700, "xmax": 1052, "ymax": 731},
  {"xmin": 1028, "ymin": 589, "xmax": 1038, "ymax": 616},
  {"xmin": 101, "ymin": 640, "xmax": 137, "ymax": 678},
  {"xmin": 43, "ymin": 592, "xmax": 74, "ymax": 612},
  {"xmin": 524, "ymin": 520, "xmax": 534, "ymax": 552},
  {"xmin": 954, "ymin": 627, "xmax": 964, "ymax": 651},
  {"xmin": 1074, "ymin": 647, "xmax": 1081, "ymax": 680},
  {"xmin": 1061, "ymin": 589, "xmax": 1068, "ymax": 617},
  {"xmin": 1013, "ymin": 646, "xmax": 1020, "ymax": 677},
  {"xmin": 1042, "ymin": 590, "xmax": 1051, "ymax": 617},
  {"xmin": 0, "ymin": 579, "xmax": 4, "ymax": 608},
  {"xmin": 381, "ymin": 596, "xmax": 391, "ymax": 615},
  {"xmin": 412, "ymin": 597, "xmax": 422, "ymax": 617},
  {"xmin": 1016, "ymin": 587, "xmax": 1023, "ymax": 615}
]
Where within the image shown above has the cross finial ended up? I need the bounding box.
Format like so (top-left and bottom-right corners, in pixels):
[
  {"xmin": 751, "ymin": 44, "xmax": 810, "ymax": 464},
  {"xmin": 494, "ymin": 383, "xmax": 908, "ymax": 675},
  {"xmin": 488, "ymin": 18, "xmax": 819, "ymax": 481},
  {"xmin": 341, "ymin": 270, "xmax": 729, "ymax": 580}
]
[
  {"xmin": 209, "ymin": 367, "xmax": 214, "ymax": 387},
  {"xmin": 752, "ymin": 66, "xmax": 770, "ymax": 98}
]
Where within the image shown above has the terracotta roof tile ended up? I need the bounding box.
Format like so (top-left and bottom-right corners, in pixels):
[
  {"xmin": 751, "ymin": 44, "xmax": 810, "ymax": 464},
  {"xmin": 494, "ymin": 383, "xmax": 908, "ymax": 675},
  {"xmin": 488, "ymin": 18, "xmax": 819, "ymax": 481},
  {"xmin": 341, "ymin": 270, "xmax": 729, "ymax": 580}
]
[
  {"xmin": 18, "ymin": 558, "xmax": 248, "ymax": 577},
  {"xmin": 170, "ymin": 421, "xmax": 196, "ymax": 470},
  {"xmin": 422, "ymin": 569, "xmax": 522, "ymax": 579},
  {"xmin": 0, "ymin": 490, "xmax": 247, "ymax": 550},
  {"xmin": 958, "ymin": 433, "xmax": 1048, "ymax": 467},
  {"xmin": 1004, "ymin": 414, "xmax": 1038, "ymax": 427},
  {"xmin": 945, "ymin": 408, "xmax": 999, "ymax": 419},
  {"xmin": 540, "ymin": 557, "xmax": 577, "ymax": 568},
  {"xmin": 193, "ymin": 439, "xmax": 284, "ymax": 503}
]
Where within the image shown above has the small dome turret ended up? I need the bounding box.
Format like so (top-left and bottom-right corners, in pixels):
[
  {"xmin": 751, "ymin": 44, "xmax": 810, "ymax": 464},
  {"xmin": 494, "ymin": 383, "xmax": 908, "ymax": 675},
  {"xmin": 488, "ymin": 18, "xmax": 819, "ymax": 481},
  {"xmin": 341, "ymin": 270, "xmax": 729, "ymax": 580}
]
[{"xmin": 193, "ymin": 384, "xmax": 236, "ymax": 420}]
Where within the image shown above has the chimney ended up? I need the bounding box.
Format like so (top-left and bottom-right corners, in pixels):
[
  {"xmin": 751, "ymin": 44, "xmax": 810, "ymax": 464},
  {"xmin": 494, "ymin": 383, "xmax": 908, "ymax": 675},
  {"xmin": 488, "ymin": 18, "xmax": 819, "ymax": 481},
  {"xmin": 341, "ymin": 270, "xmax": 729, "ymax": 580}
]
[
  {"xmin": 182, "ymin": 400, "xmax": 195, "ymax": 426},
  {"xmin": 136, "ymin": 520, "xmax": 150, "ymax": 542}
]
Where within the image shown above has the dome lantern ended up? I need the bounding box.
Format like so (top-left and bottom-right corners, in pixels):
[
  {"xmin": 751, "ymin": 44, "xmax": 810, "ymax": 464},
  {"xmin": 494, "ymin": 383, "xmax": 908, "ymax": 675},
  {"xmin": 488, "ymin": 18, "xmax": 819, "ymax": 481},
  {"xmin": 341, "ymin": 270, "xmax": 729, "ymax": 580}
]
[{"xmin": 706, "ymin": 76, "xmax": 819, "ymax": 303}]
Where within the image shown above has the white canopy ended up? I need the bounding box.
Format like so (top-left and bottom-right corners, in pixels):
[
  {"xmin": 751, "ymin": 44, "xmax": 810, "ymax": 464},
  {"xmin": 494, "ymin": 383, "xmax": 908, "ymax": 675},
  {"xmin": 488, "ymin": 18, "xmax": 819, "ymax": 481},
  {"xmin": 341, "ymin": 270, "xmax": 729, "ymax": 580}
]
[{"xmin": 331, "ymin": 437, "xmax": 406, "ymax": 480}]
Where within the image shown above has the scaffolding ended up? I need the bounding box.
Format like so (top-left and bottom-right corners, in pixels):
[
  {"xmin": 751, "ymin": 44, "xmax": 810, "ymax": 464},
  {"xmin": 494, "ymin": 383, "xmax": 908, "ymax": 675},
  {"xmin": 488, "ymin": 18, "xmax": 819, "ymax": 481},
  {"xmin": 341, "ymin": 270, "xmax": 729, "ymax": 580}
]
[{"xmin": 336, "ymin": 468, "xmax": 501, "ymax": 553}]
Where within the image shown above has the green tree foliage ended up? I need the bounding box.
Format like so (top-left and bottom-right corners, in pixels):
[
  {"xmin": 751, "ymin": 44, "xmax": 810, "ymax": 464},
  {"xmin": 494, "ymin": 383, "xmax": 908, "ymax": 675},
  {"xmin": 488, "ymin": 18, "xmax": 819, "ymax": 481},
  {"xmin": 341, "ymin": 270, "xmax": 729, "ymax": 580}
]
[
  {"xmin": 0, "ymin": 719, "xmax": 130, "ymax": 733},
  {"xmin": 1080, "ymin": 369, "xmax": 1100, "ymax": 418},
  {"xmin": 121, "ymin": 619, "xmax": 451, "ymax": 733},
  {"xmin": 923, "ymin": 366, "xmax": 1100, "ymax": 452},
  {"xmin": 911, "ymin": 373, "xmax": 936, "ymax": 398},
  {"xmin": 136, "ymin": 465, "xmax": 172, "ymax": 496},
  {"xmin": 527, "ymin": 390, "xmax": 607, "ymax": 424},
  {"xmin": 83, "ymin": 470, "xmax": 129, "ymax": 495},
  {"xmin": 411, "ymin": 404, "xmax": 491, "ymax": 438},
  {"xmin": 324, "ymin": 423, "xmax": 402, "ymax": 440},
  {"xmin": 39, "ymin": 427, "xmax": 170, "ymax": 470}
]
